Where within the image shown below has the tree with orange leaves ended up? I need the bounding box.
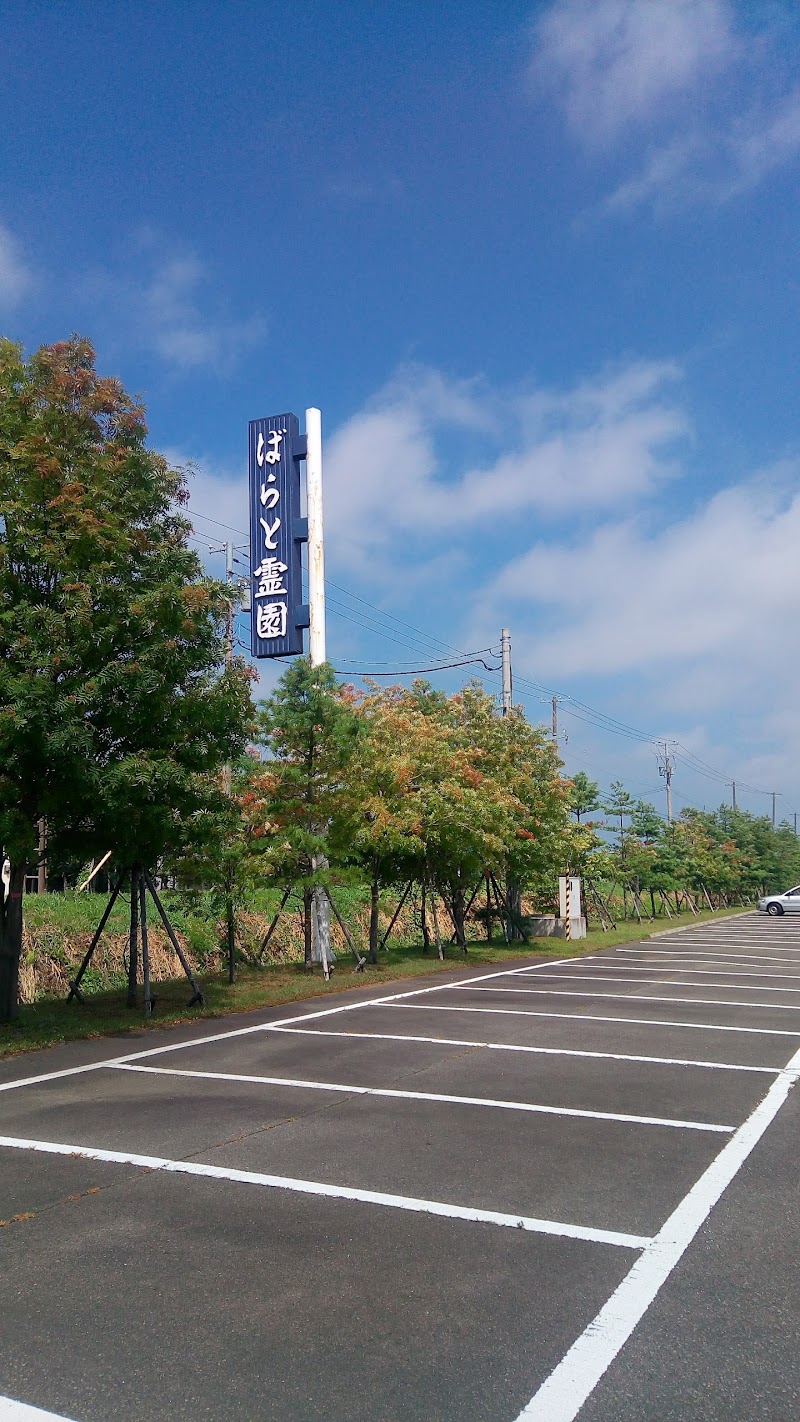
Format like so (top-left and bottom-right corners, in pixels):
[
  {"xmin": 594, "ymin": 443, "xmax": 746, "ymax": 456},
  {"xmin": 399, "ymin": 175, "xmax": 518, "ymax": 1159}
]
[{"xmin": 0, "ymin": 337, "xmax": 251, "ymax": 1019}]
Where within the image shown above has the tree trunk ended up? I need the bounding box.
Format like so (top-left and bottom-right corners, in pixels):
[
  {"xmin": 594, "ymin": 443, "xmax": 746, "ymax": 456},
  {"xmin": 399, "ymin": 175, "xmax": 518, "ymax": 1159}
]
[
  {"xmin": 139, "ymin": 875, "xmax": 152, "ymax": 1017},
  {"xmin": 650, "ymin": 888, "xmax": 657, "ymax": 918},
  {"xmin": 420, "ymin": 883, "xmax": 431, "ymax": 955},
  {"xmin": 0, "ymin": 862, "xmax": 25, "ymax": 1022},
  {"xmin": 430, "ymin": 892, "xmax": 444, "ymax": 961},
  {"xmin": 127, "ymin": 867, "xmax": 139, "ymax": 1007},
  {"xmin": 368, "ymin": 874, "xmax": 380, "ymax": 965},
  {"xmin": 226, "ymin": 891, "xmax": 236, "ymax": 984},
  {"xmin": 506, "ymin": 879, "xmax": 523, "ymax": 942},
  {"xmin": 451, "ymin": 881, "xmax": 467, "ymax": 951},
  {"xmin": 303, "ymin": 886, "xmax": 313, "ymax": 970}
]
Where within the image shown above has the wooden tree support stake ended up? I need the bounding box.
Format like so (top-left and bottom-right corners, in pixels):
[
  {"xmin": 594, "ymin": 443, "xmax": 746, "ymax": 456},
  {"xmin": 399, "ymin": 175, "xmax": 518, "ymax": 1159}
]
[
  {"xmin": 379, "ymin": 880, "xmax": 413, "ymax": 952},
  {"xmin": 430, "ymin": 891, "xmax": 444, "ymax": 961},
  {"xmin": 586, "ymin": 879, "xmax": 616, "ymax": 931},
  {"xmin": 323, "ymin": 889, "xmax": 366, "ymax": 970},
  {"xmin": 256, "ymin": 885, "xmax": 293, "ymax": 961},
  {"xmin": 67, "ymin": 880, "xmax": 122, "ymax": 1003},
  {"xmin": 143, "ymin": 869, "xmax": 205, "ymax": 1005},
  {"xmin": 139, "ymin": 874, "xmax": 153, "ymax": 1017},
  {"xmin": 127, "ymin": 868, "xmax": 139, "ymax": 1007}
]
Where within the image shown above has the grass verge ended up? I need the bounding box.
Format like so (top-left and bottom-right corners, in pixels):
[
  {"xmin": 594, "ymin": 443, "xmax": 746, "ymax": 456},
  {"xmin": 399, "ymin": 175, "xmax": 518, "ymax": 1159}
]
[{"xmin": 0, "ymin": 906, "xmax": 748, "ymax": 1060}]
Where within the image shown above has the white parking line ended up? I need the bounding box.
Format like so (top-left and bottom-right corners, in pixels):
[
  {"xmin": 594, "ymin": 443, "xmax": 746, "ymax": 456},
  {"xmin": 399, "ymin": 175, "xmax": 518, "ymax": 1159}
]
[
  {"xmin": 0, "ymin": 1399, "xmax": 78, "ymax": 1421},
  {"xmin": 584, "ymin": 962, "xmax": 800, "ymax": 981},
  {"xmin": 643, "ymin": 941, "xmax": 800, "ymax": 954},
  {"xmin": 0, "ymin": 1133, "xmax": 649, "ymax": 1249},
  {"xmin": 109, "ymin": 1062, "xmax": 733, "ymax": 1134},
  {"xmin": 382, "ymin": 1002, "xmax": 800, "ymax": 1037},
  {"xmin": 513, "ymin": 1044, "xmax": 800, "ymax": 1422},
  {"xmin": 0, "ymin": 958, "xmax": 575, "ymax": 1095},
  {"xmin": 517, "ymin": 973, "xmax": 800, "ymax": 996},
  {"xmin": 453, "ymin": 986, "xmax": 800, "ymax": 1012},
  {"xmin": 268, "ymin": 1025, "xmax": 778, "ymax": 1073},
  {"xmin": 616, "ymin": 950, "xmax": 800, "ymax": 966}
]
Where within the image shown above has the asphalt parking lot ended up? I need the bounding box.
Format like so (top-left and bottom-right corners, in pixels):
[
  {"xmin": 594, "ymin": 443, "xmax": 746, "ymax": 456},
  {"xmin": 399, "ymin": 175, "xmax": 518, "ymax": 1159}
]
[{"xmin": 2, "ymin": 911, "xmax": 799, "ymax": 1422}]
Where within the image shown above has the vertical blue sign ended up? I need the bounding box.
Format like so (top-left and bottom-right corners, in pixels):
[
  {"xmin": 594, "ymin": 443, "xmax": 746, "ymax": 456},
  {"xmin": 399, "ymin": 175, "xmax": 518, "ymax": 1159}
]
[{"xmin": 248, "ymin": 412, "xmax": 308, "ymax": 658}]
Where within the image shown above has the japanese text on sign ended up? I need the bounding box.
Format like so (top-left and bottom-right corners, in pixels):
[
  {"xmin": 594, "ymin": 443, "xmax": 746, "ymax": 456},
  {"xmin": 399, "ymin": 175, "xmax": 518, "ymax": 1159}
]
[{"xmin": 248, "ymin": 413, "xmax": 306, "ymax": 658}]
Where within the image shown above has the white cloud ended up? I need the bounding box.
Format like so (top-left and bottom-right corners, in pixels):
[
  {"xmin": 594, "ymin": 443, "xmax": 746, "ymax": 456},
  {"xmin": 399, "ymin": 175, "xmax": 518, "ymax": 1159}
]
[
  {"xmin": 0, "ymin": 222, "xmax": 34, "ymax": 309},
  {"xmin": 532, "ymin": 1, "xmax": 800, "ymax": 214},
  {"xmin": 531, "ymin": 0, "xmax": 734, "ymax": 144},
  {"xmin": 164, "ymin": 449, "xmax": 249, "ymax": 550},
  {"xmin": 170, "ymin": 369, "xmax": 800, "ymax": 805},
  {"xmin": 604, "ymin": 86, "xmax": 800, "ymax": 214},
  {"xmin": 489, "ymin": 469, "xmax": 800, "ymax": 715},
  {"xmin": 142, "ymin": 253, "xmax": 265, "ymax": 371},
  {"xmin": 324, "ymin": 359, "xmax": 687, "ymax": 569},
  {"xmin": 86, "ymin": 238, "xmax": 266, "ymax": 373}
]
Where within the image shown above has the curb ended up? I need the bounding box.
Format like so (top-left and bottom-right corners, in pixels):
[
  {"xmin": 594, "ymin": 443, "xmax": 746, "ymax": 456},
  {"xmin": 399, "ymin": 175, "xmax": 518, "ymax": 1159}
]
[{"xmin": 647, "ymin": 909, "xmax": 755, "ymax": 939}]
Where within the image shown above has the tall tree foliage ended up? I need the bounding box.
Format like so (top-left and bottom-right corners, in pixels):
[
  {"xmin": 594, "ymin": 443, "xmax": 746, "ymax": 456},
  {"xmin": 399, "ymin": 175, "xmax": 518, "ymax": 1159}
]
[
  {"xmin": 568, "ymin": 771, "xmax": 601, "ymax": 823},
  {"xmin": 0, "ymin": 337, "xmax": 251, "ymax": 1019},
  {"xmin": 252, "ymin": 659, "xmax": 362, "ymax": 966}
]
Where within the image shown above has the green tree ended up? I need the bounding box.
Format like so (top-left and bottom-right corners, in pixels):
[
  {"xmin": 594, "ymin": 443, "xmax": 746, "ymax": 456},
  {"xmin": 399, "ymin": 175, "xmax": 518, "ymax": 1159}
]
[
  {"xmin": 344, "ymin": 683, "xmax": 425, "ymax": 962},
  {"xmin": 631, "ymin": 800, "xmax": 664, "ymax": 844},
  {"xmin": 350, "ymin": 681, "xmax": 571, "ymax": 950},
  {"xmin": 603, "ymin": 782, "xmax": 635, "ymax": 853},
  {"xmin": 172, "ymin": 753, "xmax": 263, "ymax": 983},
  {"xmin": 568, "ymin": 770, "xmax": 601, "ymax": 823},
  {"xmin": 602, "ymin": 781, "xmax": 636, "ymax": 917},
  {"xmin": 0, "ymin": 336, "xmax": 251, "ymax": 1020},
  {"xmin": 254, "ymin": 658, "xmax": 362, "ymax": 967}
]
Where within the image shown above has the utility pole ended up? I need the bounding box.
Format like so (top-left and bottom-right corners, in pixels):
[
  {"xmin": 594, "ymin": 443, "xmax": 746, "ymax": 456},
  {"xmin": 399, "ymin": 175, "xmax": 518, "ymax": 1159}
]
[
  {"xmin": 731, "ymin": 781, "xmax": 737, "ymax": 812},
  {"xmin": 658, "ymin": 742, "xmax": 673, "ymax": 825},
  {"xmin": 500, "ymin": 628, "xmax": 512, "ymax": 716},
  {"xmin": 306, "ymin": 407, "xmax": 332, "ymax": 978},
  {"xmin": 772, "ymin": 792, "xmax": 777, "ymax": 829},
  {"xmin": 794, "ymin": 811, "xmax": 797, "ymax": 836},
  {"xmin": 552, "ymin": 695, "xmax": 558, "ymax": 742}
]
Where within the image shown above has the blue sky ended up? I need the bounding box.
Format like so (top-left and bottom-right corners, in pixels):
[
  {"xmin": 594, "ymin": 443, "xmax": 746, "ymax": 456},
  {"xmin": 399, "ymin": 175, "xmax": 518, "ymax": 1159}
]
[{"xmin": 2, "ymin": 0, "xmax": 800, "ymax": 823}]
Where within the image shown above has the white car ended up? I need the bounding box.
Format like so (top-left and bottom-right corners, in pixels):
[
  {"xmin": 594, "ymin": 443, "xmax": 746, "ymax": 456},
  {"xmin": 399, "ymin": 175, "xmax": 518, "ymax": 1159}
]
[{"xmin": 757, "ymin": 885, "xmax": 800, "ymax": 915}]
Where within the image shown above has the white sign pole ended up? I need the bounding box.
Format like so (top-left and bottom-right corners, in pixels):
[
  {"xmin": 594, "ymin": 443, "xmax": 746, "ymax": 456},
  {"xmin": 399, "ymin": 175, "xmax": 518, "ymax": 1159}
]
[
  {"xmin": 305, "ymin": 407, "xmax": 332, "ymax": 976},
  {"xmin": 305, "ymin": 407, "xmax": 326, "ymax": 667}
]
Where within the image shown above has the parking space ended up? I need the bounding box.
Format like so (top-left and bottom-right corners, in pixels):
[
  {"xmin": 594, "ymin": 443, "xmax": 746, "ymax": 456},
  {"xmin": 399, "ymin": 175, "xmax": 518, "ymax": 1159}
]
[{"xmin": 2, "ymin": 912, "xmax": 799, "ymax": 1421}]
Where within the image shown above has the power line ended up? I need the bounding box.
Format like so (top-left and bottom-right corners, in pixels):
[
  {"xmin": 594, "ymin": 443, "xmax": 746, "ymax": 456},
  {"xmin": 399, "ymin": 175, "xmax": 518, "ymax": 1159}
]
[
  {"xmin": 186, "ymin": 504, "xmax": 779, "ymax": 803},
  {"xmin": 332, "ymin": 656, "xmax": 502, "ymax": 677}
]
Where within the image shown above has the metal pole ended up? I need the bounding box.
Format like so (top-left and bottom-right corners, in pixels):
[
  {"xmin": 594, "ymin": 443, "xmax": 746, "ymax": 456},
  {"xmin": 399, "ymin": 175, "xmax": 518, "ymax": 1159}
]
[
  {"xmin": 500, "ymin": 628, "xmax": 512, "ymax": 716},
  {"xmin": 305, "ymin": 407, "xmax": 332, "ymax": 977},
  {"xmin": 306, "ymin": 407, "xmax": 326, "ymax": 667},
  {"xmin": 772, "ymin": 792, "xmax": 777, "ymax": 828},
  {"xmin": 552, "ymin": 696, "xmax": 558, "ymax": 742},
  {"xmin": 732, "ymin": 781, "xmax": 737, "ymax": 812}
]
